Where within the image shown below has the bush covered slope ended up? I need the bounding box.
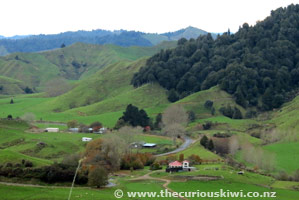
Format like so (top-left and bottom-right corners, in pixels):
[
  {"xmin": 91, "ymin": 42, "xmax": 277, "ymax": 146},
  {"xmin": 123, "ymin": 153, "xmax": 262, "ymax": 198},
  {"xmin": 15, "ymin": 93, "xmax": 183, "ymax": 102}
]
[{"xmin": 132, "ymin": 4, "xmax": 299, "ymax": 111}]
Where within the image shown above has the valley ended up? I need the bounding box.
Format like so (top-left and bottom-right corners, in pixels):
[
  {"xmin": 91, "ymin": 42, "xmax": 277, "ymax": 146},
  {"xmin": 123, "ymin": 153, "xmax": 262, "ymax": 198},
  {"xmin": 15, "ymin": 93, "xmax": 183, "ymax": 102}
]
[{"xmin": 0, "ymin": 3, "xmax": 299, "ymax": 200}]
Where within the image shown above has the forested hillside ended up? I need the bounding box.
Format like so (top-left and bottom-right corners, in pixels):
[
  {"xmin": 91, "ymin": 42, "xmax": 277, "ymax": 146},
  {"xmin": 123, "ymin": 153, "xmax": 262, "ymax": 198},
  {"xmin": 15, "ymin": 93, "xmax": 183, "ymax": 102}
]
[{"xmin": 132, "ymin": 4, "xmax": 299, "ymax": 111}]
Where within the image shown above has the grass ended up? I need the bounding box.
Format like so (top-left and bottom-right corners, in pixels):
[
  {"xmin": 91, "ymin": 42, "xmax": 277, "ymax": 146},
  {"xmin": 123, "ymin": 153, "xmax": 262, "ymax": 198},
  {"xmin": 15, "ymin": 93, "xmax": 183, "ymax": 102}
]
[
  {"xmin": 158, "ymin": 140, "xmax": 222, "ymax": 161},
  {"xmin": 177, "ymin": 86, "xmax": 246, "ymax": 118},
  {"xmin": 0, "ymin": 120, "xmax": 102, "ymax": 165},
  {"xmin": 263, "ymin": 142, "xmax": 299, "ymax": 173},
  {"xmin": 271, "ymin": 180, "xmax": 299, "ymax": 190},
  {"xmin": 0, "ymin": 120, "xmax": 176, "ymax": 165},
  {"xmin": 269, "ymin": 95, "xmax": 299, "ymax": 132},
  {"xmin": 0, "ymin": 42, "xmax": 176, "ymax": 93},
  {"xmin": 0, "ymin": 75, "xmax": 24, "ymax": 95},
  {"xmin": 0, "ymin": 179, "xmax": 174, "ymax": 200},
  {"xmin": 0, "ymin": 58, "xmax": 169, "ymax": 127}
]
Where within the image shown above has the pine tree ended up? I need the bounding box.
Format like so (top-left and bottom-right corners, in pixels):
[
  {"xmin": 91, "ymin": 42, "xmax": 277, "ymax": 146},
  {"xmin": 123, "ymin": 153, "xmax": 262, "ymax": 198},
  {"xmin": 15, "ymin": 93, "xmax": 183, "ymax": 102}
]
[
  {"xmin": 207, "ymin": 139, "xmax": 214, "ymax": 151},
  {"xmin": 10, "ymin": 98, "xmax": 14, "ymax": 104},
  {"xmin": 200, "ymin": 135, "xmax": 209, "ymax": 148}
]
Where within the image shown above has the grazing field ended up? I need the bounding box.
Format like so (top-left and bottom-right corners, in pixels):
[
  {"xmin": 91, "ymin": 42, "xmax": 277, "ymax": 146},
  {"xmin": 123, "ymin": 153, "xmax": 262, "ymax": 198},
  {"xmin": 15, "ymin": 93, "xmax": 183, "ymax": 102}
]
[
  {"xmin": 157, "ymin": 141, "xmax": 222, "ymax": 161},
  {"xmin": 0, "ymin": 180, "xmax": 170, "ymax": 200},
  {"xmin": 263, "ymin": 142, "xmax": 299, "ymax": 173},
  {"xmin": 0, "ymin": 120, "xmax": 175, "ymax": 165},
  {"xmin": 176, "ymin": 86, "xmax": 245, "ymax": 118},
  {"xmin": 0, "ymin": 120, "xmax": 102, "ymax": 165},
  {"xmin": 269, "ymin": 95, "xmax": 299, "ymax": 132}
]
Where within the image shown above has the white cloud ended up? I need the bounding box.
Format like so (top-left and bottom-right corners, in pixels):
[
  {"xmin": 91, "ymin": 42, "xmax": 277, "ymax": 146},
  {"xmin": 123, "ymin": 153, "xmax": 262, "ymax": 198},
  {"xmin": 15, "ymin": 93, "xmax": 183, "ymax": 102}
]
[{"xmin": 0, "ymin": 0, "xmax": 298, "ymax": 36}]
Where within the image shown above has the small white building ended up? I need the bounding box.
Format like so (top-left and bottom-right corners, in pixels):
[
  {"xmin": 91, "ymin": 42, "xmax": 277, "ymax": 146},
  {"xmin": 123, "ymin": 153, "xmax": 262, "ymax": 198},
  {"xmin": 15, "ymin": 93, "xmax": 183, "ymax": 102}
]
[
  {"xmin": 142, "ymin": 143, "xmax": 157, "ymax": 148},
  {"xmin": 82, "ymin": 137, "xmax": 92, "ymax": 142},
  {"xmin": 45, "ymin": 128, "xmax": 59, "ymax": 132}
]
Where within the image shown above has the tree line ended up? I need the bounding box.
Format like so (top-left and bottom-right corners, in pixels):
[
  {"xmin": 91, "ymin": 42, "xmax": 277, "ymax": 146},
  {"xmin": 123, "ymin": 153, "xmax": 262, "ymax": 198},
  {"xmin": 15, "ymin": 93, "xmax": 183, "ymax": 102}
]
[{"xmin": 131, "ymin": 4, "xmax": 299, "ymax": 111}]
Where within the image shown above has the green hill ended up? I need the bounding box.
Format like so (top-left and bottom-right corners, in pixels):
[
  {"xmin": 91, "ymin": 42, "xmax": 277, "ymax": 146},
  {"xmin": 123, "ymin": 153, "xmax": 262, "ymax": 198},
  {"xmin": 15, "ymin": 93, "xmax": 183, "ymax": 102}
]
[
  {"xmin": 269, "ymin": 95, "xmax": 299, "ymax": 131},
  {"xmin": 0, "ymin": 75, "xmax": 25, "ymax": 95},
  {"xmin": 0, "ymin": 42, "xmax": 176, "ymax": 93}
]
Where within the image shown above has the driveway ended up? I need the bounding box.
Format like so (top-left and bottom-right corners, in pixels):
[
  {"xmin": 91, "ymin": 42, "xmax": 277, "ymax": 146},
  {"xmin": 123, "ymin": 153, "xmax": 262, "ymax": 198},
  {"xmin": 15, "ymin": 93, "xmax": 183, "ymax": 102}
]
[{"xmin": 156, "ymin": 136, "xmax": 194, "ymax": 157}]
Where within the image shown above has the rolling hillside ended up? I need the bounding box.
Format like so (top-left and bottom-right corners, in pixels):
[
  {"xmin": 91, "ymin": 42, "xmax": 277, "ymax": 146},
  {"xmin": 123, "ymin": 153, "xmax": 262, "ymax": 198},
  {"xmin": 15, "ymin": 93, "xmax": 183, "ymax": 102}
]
[
  {"xmin": 0, "ymin": 41, "xmax": 176, "ymax": 92},
  {"xmin": 0, "ymin": 76, "xmax": 25, "ymax": 95}
]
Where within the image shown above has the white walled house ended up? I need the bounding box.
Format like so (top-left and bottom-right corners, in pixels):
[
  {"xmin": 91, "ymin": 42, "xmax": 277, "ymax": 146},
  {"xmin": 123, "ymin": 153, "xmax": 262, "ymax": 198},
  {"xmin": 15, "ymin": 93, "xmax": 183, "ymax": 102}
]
[
  {"xmin": 166, "ymin": 160, "xmax": 196, "ymax": 172},
  {"xmin": 45, "ymin": 128, "xmax": 59, "ymax": 132}
]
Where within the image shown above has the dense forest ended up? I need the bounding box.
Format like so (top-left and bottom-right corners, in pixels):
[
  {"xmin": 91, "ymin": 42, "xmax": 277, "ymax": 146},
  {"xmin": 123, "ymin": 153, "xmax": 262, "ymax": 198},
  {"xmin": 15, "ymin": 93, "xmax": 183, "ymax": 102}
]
[{"xmin": 132, "ymin": 4, "xmax": 299, "ymax": 111}]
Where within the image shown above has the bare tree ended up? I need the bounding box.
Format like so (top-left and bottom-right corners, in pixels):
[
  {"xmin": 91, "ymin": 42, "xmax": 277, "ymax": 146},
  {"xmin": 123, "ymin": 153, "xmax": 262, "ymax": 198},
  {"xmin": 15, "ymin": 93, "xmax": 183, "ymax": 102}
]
[
  {"xmin": 163, "ymin": 123, "xmax": 185, "ymax": 143},
  {"xmin": 162, "ymin": 104, "xmax": 188, "ymax": 127},
  {"xmin": 229, "ymin": 135, "xmax": 240, "ymax": 155},
  {"xmin": 101, "ymin": 134, "xmax": 128, "ymax": 171},
  {"xmin": 45, "ymin": 78, "xmax": 72, "ymax": 97},
  {"xmin": 241, "ymin": 142, "xmax": 275, "ymax": 172},
  {"xmin": 162, "ymin": 104, "xmax": 188, "ymax": 143},
  {"xmin": 21, "ymin": 113, "xmax": 36, "ymax": 124},
  {"xmin": 116, "ymin": 126, "xmax": 143, "ymax": 145},
  {"xmin": 261, "ymin": 129, "xmax": 299, "ymax": 144}
]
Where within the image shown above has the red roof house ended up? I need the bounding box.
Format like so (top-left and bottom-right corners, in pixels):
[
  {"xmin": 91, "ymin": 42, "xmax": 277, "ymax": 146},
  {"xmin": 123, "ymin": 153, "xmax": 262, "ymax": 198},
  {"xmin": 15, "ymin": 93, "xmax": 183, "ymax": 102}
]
[{"xmin": 169, "ymin": 161, "xmax": 182, "ymax": 168}]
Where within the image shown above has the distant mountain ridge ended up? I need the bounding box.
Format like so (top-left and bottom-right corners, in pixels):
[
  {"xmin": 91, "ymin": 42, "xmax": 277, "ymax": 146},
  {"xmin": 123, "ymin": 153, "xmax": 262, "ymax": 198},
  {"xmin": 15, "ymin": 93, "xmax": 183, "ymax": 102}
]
[{"xmin": 0, "ymin": 27, "xmax": 217, "ymax": 56}]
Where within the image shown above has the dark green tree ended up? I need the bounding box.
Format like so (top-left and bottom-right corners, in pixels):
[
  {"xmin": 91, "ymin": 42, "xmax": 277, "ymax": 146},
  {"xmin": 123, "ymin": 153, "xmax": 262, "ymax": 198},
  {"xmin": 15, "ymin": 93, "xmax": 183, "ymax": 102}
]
[
  {"xmin": 88, "ymin": 167, "xmax": 108, "ymax": 188},
  {"xmin": 168, "ymin": 89, "xmax": 179, "ymax": 102},
  {"xmin": 24, "ymin": 87, "xmax": 33, "ymax": 94},
  {"xmin": 200, "ymin": 135, "xmax": 209, "ymax": 148},
  {"xmin": 188, "ymin": 111, "xmax": 196, "ymax": 122},
  {"xmin": 120, "ymin": 104, "xmax": 150, "ymax": 127},
  {"xmin": 232, "ymin": 107, "xmax": 243, "ymax": 119},
  {"xmin": 204, "ymin": 100, "xmax": 214, "ymax": 109},
  {"xmin": 207, "ymin": 139, "xmax": 214, "ymax": 151},
  {"xmin": 154, "ymin": 113, "xmax": 162, "ymax": 130}
]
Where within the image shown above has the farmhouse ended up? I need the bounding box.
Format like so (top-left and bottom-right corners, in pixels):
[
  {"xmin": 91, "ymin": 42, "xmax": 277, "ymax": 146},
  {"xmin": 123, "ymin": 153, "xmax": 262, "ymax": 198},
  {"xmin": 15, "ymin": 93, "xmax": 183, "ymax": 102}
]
[
  {"xmin": 82, "ymin": 137, "xmax": 92, "ymax": 142},
  {"xmin": 166, "ymin": 160, "xmax": 196, "ymax": 173},
  {"xmin": 45, "ymin": 128, "xmax": 59, "ymax": 132}
]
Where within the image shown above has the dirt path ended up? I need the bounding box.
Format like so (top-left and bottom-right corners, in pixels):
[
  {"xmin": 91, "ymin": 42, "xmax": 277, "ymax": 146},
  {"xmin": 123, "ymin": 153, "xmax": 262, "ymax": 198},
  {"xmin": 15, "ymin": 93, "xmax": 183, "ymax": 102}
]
[{"xmin": 131, "ymin": 170, "xmax": 189, "ymax": 200}]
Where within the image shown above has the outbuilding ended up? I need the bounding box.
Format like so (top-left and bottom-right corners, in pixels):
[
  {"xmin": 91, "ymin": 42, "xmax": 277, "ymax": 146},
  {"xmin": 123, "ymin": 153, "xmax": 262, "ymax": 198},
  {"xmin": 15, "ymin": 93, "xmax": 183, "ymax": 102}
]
[
  {"xmin": 82, "ymin": 137, "xmax": 92, "ymax": 142},
  {"xmin": 45, "ymin": 128, "xmax": 59, "ymax": 132},
  {"xmin": 142, "ymin": 143, "xmax": 157, "ymax": 148}
]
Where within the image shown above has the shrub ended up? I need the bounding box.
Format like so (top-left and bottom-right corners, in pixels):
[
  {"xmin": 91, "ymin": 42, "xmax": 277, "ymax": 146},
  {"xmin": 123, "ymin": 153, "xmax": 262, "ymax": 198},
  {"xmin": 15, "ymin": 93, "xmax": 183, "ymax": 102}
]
[
  {"xmin": 67, "ymin": 120, "xmax": 78, "ymax": 128},
  {"xmin": 204, "ymin": 100, "xmax": 214, "ymax": 109},
  {"xmin": 203, "ymin": 121, "xmax": 212, "ymax": 130},
  {"xmin": 150, "ymin": 162, "xmax": 162, "ymax": 170},
  {"xmin": 120, "ymin": 153, "xmax": 154, "ymax": 170},
  {"xmin": 200, "ymin": 135, "xmax": 209, "ymax": 148},
  {"xmin": 88, "ymin": 167, "xmax": 108, "ymax": 188},
  {"xmin": 24, "ymin": 160, "xmax": 33, "ymax": 168},
  {"xmin": 188, "ymin": 154, "xmax": 202, "ymax": 165}
]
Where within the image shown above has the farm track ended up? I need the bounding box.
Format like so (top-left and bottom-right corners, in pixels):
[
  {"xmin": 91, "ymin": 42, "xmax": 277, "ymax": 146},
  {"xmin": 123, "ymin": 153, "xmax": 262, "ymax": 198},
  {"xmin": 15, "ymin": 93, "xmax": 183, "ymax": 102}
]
[
  {"xmin": 155, "ymin": 137, "xmax": 195, "ymax": 157},
  {"xmin": 131, "ymin": 170, "xmax": 189, "ymax": 200}
]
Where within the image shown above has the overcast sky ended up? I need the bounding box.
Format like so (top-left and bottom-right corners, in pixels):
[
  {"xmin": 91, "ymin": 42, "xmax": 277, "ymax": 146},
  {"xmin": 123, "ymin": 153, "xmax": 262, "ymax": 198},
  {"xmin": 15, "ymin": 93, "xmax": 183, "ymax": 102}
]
[{"xmin": 1, "ymin": 0, "xmax": 298, "ymax": 37}]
